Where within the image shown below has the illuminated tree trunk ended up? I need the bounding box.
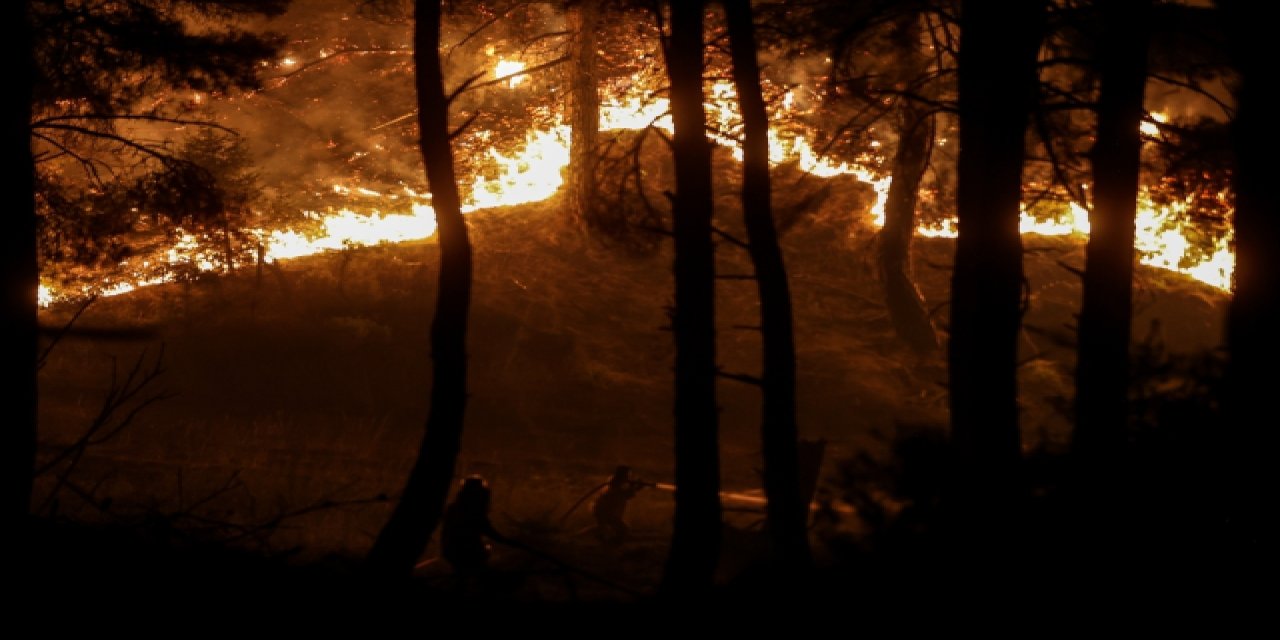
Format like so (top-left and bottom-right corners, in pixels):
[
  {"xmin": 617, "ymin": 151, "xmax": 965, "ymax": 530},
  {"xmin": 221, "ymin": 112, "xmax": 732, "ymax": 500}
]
[
  {"xmin": 1074, "ymin": 0, "xmax": 1150, "ymax": 473},
  {"xmin": 723, "ymin": 0, "xmax": 811, "ymax": 577},
  {"xmin": 367, "ymin": 0, "xmax": 473, "ymax": 578},
  {"xmin": 660, "ymin": 0, "xmax": 721, "ymax": 597},
  {"xmin": 949, "ymin": 0, "xmax": 1043, "ymax": 508},
  {"xmin": 879, "ymin": 100, "xmax": 938, "ymax": 353},
  {"xmin": 878, "ymin": 16, "xmax": 938, "ymax": 354},
  {"xmin": 1219, "ymin": 0, "xmax": 1279, "ymax": 550},
  {"xmin": 566, "ymin": 0, "xmax": 599, "ymax": 229},
  {"xmin": 3, "ymin": 0, "xmax": 36, "ymax": 532}
]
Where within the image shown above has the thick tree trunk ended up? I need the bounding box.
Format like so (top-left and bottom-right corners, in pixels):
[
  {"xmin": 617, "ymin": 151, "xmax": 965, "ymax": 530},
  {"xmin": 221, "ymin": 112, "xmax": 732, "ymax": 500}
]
[
  {"xmin": 4, "ymin": 0, "xmax": 36, "ymax": 532},
  {"xmin": 660, "ymin": 0, "xmax": 721, "ymax": 597},
  {"xmin": 878, "ymin": 101, "xmax": 938, "ymax": 353},
  {"xmin": 366, "ymin": 0, "xmax": 473, "ymax": 578},
  {"xmin": 566, "ymin": 0, "xmax": 599, "ymax": 229},
  {"xmin": 1219, "ymin": 0, "xmax": 1278, "ymax": 551},
  {"xmin": 1073, "ymin": 0, "xmax": 1150, "ymax": 472},
  {"xmin": 723, "ymin": 0, "xmax": 811, "ymax": 577},
  {"xmin": 949, "ymin": 0, "xmax": 1044, "ymax": 506}
]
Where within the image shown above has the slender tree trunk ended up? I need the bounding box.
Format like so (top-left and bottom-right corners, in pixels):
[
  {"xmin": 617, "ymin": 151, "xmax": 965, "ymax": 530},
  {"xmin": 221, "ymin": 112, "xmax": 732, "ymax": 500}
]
[
  {"xmin": 660, "ymin": 0, "xmax": 721, "ymax": 597},
  {"xmin": 723, "ymin": 0, "xmax": 811, "ymax": 577},
  {"xmin": 1218, "ymin": 0, "xmax": 1278, "ymax": 551},
  {"xmin": 878, "ymin": 15, "xmax": 938, "ymax": 354},
  {"xmin": 879, "ymin": 100, "xmax": 938, "ymax": 353},
  {"xmin": 222, "ymin": 211, "xmax": 236, "ymax": 273},
  {"xmin": 1073, "ymin": 0, "xmax": 1150, "ymax": 472},
  {"xmin": 4, "ymin": 0, "xmax": 36, "ymax": 532},
  {"xmin": 566, "ymin": 0, "xmax": 599, "ymax": 229},
  {"xmin": 366, "ymin": 0, "xmax": 473, "ymax": 578},
  {"xmin": 949, "ymin": 0, "xmax": 1044, "ymax": 506}
]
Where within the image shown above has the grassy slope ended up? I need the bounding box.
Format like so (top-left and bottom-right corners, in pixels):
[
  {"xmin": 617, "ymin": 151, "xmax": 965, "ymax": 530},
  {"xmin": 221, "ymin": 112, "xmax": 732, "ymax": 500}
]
[{"xmin": 34, "ymin": 170, "xmax": 1226, "ymax": 581}]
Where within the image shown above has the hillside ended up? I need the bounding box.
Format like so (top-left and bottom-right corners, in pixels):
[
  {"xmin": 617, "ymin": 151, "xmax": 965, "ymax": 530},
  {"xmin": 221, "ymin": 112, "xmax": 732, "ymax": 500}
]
[{"xmin": 34, "ymin": 179, "xmax": 1227, "ymax": 584}]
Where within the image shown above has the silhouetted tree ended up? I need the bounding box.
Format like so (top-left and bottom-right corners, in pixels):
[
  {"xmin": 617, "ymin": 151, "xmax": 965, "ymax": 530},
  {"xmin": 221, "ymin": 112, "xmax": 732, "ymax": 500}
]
[
  {"xmin": 366, "ymin": 0, "xmax": 474, "ymax": 578},
  {"xmin": 723, "ymin": 0, "xmax": 811, "ymax": 578},
  {"xmin": 759, "ymin": 0, "xmax": 949, "ymax": 352},
  {"xmin": 565, "ymin": 0, "xmax": 600, "ymax": 229},
  {"xmin": 173, "ymin": 129, "xmax": 262, "ymax": 273},
  {"xmin": 1218, "ymin": 0, "xmax": 1278, "ymax": 550},
  {"xmin": 4, "ymin": 0, "xmax": 37, "ymax": 534},
  {"xmin": 1073, "ymin": 0, "xmax": 1151, "ymax": 474},
  {"xmin": 948, "ymin": 0, "xmax": 1044, "ymax": 508},
  {"xmin": 660, "ymin": 0, "xmax": 721, "ymax": 597},
  {"xmin": 11, "ymin": 0, "xmax": 284, "ymax": 531}
]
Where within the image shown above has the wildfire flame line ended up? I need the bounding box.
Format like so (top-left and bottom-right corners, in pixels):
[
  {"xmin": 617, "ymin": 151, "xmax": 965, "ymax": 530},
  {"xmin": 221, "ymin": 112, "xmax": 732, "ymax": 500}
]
[{"xmin": 38, "ymin": 75, "xmax": 1233, "ymax": 307}]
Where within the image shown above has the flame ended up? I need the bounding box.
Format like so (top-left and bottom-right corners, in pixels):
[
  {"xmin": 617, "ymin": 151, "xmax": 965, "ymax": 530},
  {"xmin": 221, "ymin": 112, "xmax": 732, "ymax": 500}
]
[
  {"xmin": 493, "ymin": 59, "xmax": 527, "ymax": 88},
  {"xmin": 599, "ymin": 93, "xmax": 672, "ymax": 132},
  {"xmin": 1140, "ymin": 111, "xmax": 1168, "ymax": 137},
  {"xmin": 38, "ymin": 70, "xmax": 1233, "ymax": 306},
  {"xmin": 266, "ymin": 205, "xmax": 438, "ymax": 260},
  {"xmin": 465, "ymin": 125, "xmax": 572, "ymax": 210}
]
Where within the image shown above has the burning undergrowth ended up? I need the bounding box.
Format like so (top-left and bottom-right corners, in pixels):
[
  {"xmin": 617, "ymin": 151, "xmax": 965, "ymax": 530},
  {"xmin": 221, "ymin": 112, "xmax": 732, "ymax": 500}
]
[{"xmin": 35, "ymin": 0, "xmax": 1237, "ymax": 307}]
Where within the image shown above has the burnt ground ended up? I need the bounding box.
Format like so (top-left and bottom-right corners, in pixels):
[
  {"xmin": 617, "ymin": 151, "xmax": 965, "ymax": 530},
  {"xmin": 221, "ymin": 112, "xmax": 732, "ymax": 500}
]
[{"xmin": 31, "ymin": 173, "xmax": 1230, "ymax": 607}]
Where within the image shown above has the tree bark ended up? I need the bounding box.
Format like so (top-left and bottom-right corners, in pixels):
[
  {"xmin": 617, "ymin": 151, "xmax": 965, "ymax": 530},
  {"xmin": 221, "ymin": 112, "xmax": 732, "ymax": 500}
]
[
  {"xmin": 723, "ymin": 0, "xmax": 811, "ymax": 577},
  {"xmin": 366, "ymin": 0, "xmax": 473, "ymax": 578},
  {"xmin": 3, "ymin": 0, "xmax": 36, "ymax": 533},
  {"xmin": 660, "ymin": 0, "xmax": 722, "ymax": 597},
  {"xmin": 1218, "ymin": 0, "xmax": 1278, "ymax": 552},
  {"xmin": 878, "ymin": 15, "xmax": 938, "ymax": 354},
  {"xmin": 1073, "ymin": 0, "xmax": 1150, "ymax": 472},
  {"xmin": 949, "ymin": 0, "xmax": 1044, "ymax": 505},
  {"xmin": 879, "ymin": 100, "xmax": 939, "ymax": 353},
  {"xmin": 566, "ymin": 0, "xmax": 599, "ymax": 229}
]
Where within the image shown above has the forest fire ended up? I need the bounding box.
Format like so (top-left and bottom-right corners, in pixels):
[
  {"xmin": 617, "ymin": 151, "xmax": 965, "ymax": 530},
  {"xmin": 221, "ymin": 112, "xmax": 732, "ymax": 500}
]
[
  {"xmin": 36, "ymin": 67, "xmax": 1234, "ymax": 307},
  {"xmin": 26, "ymin": 0, "xmax": 1269, "ymax": 609}
]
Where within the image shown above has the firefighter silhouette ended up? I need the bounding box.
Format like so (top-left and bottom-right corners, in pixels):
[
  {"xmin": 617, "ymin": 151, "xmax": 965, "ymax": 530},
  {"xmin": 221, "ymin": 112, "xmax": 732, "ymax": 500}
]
[
  {"xmin": 590, "ymin": 465, "xmax": 648, "ymax": 543},
  {"xmin": 440, "ymin": 475, "xmax": 499, "ymax": 576}
]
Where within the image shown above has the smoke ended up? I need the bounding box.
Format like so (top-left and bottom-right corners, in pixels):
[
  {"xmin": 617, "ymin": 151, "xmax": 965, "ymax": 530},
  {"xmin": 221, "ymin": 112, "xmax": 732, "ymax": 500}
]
[{"xmin": 209, "ymin": 0, "xmax": 573, "ymax": 206}]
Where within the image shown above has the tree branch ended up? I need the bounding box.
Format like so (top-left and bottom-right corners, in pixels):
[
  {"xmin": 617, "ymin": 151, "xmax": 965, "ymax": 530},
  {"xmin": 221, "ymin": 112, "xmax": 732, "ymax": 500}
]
[
  {"xmin": 462, "ymin": 54, "xmax": 571, "ymax": 92},
  {"xmin": 267, "ymin": 47, "xmax": 411, "ymax": 82},
  {"xmin": 32, "ymin": 114, "xmax": 236, "ymax": 134},
  {"xmin": 718, "ymin": 370, "xmax": 763, "ymax": 386}
]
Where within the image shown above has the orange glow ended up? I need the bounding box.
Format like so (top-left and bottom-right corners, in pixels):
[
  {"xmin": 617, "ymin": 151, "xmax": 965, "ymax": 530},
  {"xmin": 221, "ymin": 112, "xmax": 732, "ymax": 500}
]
[{"xmin": 37, "ymin": 70, "xmax": 1233, "ymax": 305}]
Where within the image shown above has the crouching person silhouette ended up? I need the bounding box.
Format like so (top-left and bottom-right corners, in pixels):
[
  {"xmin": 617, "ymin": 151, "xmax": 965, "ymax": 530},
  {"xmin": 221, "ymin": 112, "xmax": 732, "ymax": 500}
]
[
  {"xmin": 440, "ymin": 475, "xmax": 500, "ymax": 588},
  {"xmin": 590, "ymin": 465, "xmax": 649, "ymax": 543}
]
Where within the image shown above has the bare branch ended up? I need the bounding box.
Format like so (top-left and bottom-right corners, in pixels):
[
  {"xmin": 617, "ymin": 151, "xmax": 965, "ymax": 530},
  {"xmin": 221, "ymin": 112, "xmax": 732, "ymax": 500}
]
[
  {"xmin": 32, "ymin": 114, "xmax": 237, "ymax": 134},
  {"xmin": 448, "ymin": 111, "xmax": 481, "ymax": 141},
  {"xmin": 36, "ymin": 123, "xmax": 179, "ymax": 164},
  {"xmin": 35, "ymin": 346, "xmax": 171, "ymax": 515},
  {"xmin": 462, "ymin": 54, "xmax": 571, "ymax": 93},
  {"xmin": 1148, "ymin": 73, "xmax": 1236, "ymax": 119},
  {"xmin": 711, "ymin": 226, "xmax": 749, "ymax": 249},
  {"xmin": 446, "ymin": 1, "xmax": 531, "ymax": 57},
  {"xmin": 371, "ymin": 111, "xmax": 417, "ymax": 131},
  {"xmin": 446, "ymin": 71, "xmax": 488, "ymax": 105},
  {"xmin": 32, "ymin": 130, "xmax": 107, "ymax": 184},
  {"xmin": 267, "ymin": 47, "xmax": 411, "ymax": 82},
  {"xmin": 1056, "ymin": 259, "xmax": 1085, "ymax": 278},
  {"xmin": 718, "ymin": 370, "xmax": 763, "ymax": 386},
  {"xmin": 1031, "ymin": 105, "xmax": 1090, "ymax": 209},
  {"xmin": 37, "ymin": 295, "xmax": 99, "ymax": 370}
]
